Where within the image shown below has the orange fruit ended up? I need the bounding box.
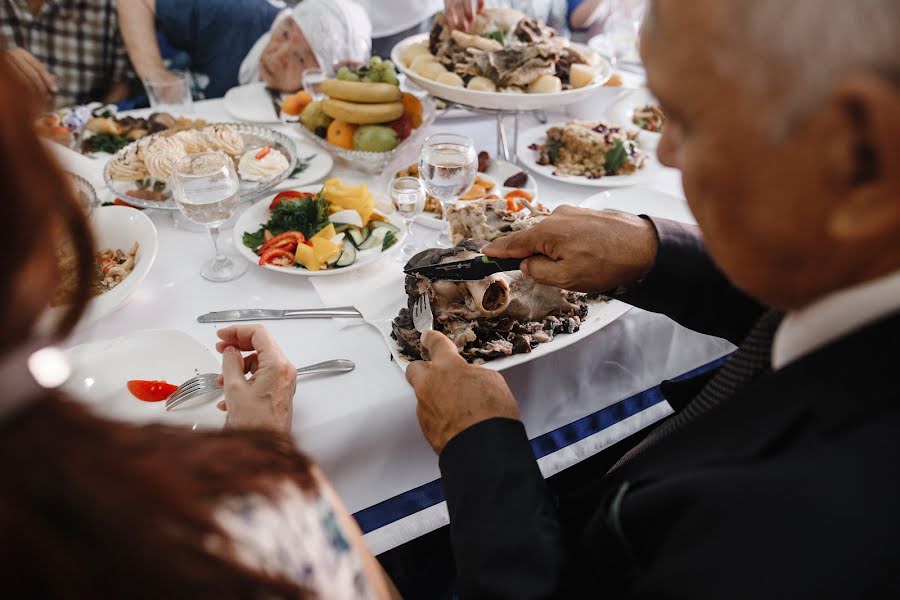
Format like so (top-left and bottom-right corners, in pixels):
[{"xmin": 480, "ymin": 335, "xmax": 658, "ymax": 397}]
[
  {"xmin": 283, "ymin": 91, "xmax": 314, "ymax": 116},
  {"xmin": 401, "ymin": 92, "xmax": 424, "ymax": 128},
  {"xmin": 326, "ymin": 119, "xmax": 357, "ymax": 150}
]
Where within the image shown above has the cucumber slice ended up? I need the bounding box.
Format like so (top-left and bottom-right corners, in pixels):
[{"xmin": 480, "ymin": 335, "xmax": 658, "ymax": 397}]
[
  {"xmin": 347, "ymin": 228, "xmax": 368, "ymax": 248},
  {"xmin": 329, "ymin": 209, "xmax": 364, "ymax": 228},
  {"xmin": 358, "ymin": 227, "xmax": 390, "ymax": 250},
  {"xmin": 335, "ymin": 242, "xmax": 357, "ymax": 267},
  {"xmin": 369, "ymin": 221, "xmax": 401, "ymax": 235}
]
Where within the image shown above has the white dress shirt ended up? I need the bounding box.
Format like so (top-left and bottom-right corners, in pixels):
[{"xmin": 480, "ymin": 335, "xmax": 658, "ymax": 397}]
[{"xmin": 772, "ymin": 268, "xmax": 900, "ymax": 370}]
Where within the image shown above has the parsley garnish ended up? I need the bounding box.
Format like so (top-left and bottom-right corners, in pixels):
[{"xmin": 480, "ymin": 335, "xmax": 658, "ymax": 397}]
[
  {"xmin": 242, "ymin": 192, "xmax": 330, "ymax": 250},
  {"xmin": 484, "ymin": 30, "xmax": 507, "ymax": 45},
  {"xmin": 604, "ymin": 139, "xmax": 628, "ymax": 175},
  {"xmin": 382, "ymin": 230, "xmax": 398, "ymax": 251},
  {"xmin": 547, "ymin": 140, "xmax": 563, "ymax": 164}
]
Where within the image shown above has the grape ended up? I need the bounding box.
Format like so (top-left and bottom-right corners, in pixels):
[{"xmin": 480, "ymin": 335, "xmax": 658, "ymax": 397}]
[
  {"xmin": 382, "ymin": 71, "xmax": 399, "ymax": 86},
  {"xmin": 383, "ymin": 60, "xmax": 395, "ymax": 71},
  {"xmin": 337, "ymin": 67, "xmax": 360, "ymax": 82},
  {"xmin": 370, "ymin": 56, "xmax": 382, "ymax": 66}
]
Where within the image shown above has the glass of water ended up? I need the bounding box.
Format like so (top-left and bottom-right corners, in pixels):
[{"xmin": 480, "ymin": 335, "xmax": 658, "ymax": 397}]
[
  {"xmin": 418, "ymin": 133, "xmax": 477, "ymax": 247},
  {"xmin": 142, "ymin": 70, "xmax": 193, "ymax": 114},
  {"xmin": 390, "ymin": 177, "xmax": 426, "ymax": 261},
  {"xmin": 171, "ymin": 153, "xmax": 247, "ymax": 282}
]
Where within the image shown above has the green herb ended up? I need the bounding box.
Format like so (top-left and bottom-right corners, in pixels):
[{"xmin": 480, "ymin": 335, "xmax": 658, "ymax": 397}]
[
  {"xmin": 484, "ymin": 30, "xmax": 507, "ymax": 45},
  {"xmin": 289, "ymin": 153, "xmax": 318, "ymax": 178},
  {"xmin": 242, "ymin": 192, "xmax": 330, "ymax": 251},
  {"xmin": 382, "ymin": 230, "xmax": 398, "ymax": 251},
  {"xmin": 83, "ymin": 133, "xmax": 132, "ymax": 154},
  {"xmin": 547, "ymin": 140, "xmax": 563, "ymax": 164},
  {"xmin": 604, "ymin": 139, "xmax": 629, "ymax": 175}
]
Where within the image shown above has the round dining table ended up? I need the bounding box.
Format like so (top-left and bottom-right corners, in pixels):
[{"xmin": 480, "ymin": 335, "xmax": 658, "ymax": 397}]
[{"xmin": 58, "ymin": 97, "xmax": 734, "ymax": 555}]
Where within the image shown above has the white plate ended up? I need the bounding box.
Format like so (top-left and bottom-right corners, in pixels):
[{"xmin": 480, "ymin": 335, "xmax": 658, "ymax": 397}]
[
  {"xmin": 223, "ymin": 82, "xmax": 280, "ymax": 123},
  {"xmin": 233, "ymin": 186, "xmax": 408, "ymax": 277},
  {"xmin": 517, "ymin": 122, "xmax": 663, "ymax": 188},
  {"xmin": 372, "ymin": 298, "xmax": 632, "ymax": 373},
  {"xmin": 413, "ymin": 160, "xmax": 538, "ymax": 229},
  {"xmin": 606, "ymin": 87, "xmax": 662, "ymax": 147},
  {"xmin": 287, "ymin": 141, "xmax": 334, "ymax": 187},
  {"xmin": 64, "ymin": 329, "xmax": 225, "ymax": 430},
  {"xmin": 392, "ymin": 34, "xmax": 613, "ymax": 111},
  {"xmin": 580, "ymin": 188, "xmax": 696, "ymax": 225},
  {"xmin": 43, "ymin": 206, "xmax": 159, "ymax": 332},
  {"xmin": 103, "ymin": 123, "xmax": 298, "ymax": 210}
]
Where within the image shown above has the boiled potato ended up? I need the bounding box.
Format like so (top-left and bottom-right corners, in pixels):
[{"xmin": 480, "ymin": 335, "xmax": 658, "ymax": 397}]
[
  {"xmin": 604, "ymin": 72, "xmax": 625, "ymax": 87},
  {"xmin": 410, "ymin": 54, "xmax": 439, "ymax": 72},
  {"xmin": 436, "ymin": 72, "xmax": 464, "ymax": 87},
  {"xmin": 417, "ymin": 61, "xmax": 448, "ymax": 81},
  {"xmin": 570, "ymin": 64, "xmax": 596, "ymax": 88},
  {"xmin": 528, "ymin": 75, "xmax": 562, "ymax": 94},
  {"xmin": 402, "ymin": 43, "xmax": 431, "ymax": 67},
  {"xmin": 467, "ymin": 76, "xmax": 497, "ymax": 92}
]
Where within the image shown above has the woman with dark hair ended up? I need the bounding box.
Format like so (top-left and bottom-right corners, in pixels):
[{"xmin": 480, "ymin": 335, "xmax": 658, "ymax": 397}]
[{"xmin": 0, "ymin": 54, "xmax": 392, "ymax": 599}]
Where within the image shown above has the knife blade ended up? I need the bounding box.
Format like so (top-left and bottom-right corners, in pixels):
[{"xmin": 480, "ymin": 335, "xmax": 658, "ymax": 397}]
[
  {"xmin": 197, "ymin": 307, "xmax": 362, "ymax": 323},
  {"xmin": 403, "ymin": 256, "xmax": 525, "ymax": 281}
]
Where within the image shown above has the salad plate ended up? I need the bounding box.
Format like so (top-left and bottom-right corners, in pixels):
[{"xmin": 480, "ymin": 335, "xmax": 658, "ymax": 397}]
[
  {"xmin": 517, "ymin": 122, "xmax": 663, "ymax": 189},
  {"xmin": 63, "ymin": 329, "xmax": 225, "ymax": 430},
  {"xmin": 233, "ymin": 183, "xmax": 407, "ymax": 277},
  {"xmin": 606, "ymin": 87, "xmax": 663, "ymax": 148}
]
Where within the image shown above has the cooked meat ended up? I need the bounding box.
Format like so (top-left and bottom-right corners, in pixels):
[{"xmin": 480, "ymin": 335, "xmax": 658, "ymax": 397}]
[
  {"xmin": 473, "ymin": 45, "xmax": 559, "ymax": 87},
  {"xmin": 514, "ymin": 17, "xmax": 555, "ymax": 44},
  {"xmin": 447, "ymin": 198, "xmax": 549, "ymax": 245},
  {"xmin": 392, "ymin": 240, "xmax": 599, "ymax": 363}
]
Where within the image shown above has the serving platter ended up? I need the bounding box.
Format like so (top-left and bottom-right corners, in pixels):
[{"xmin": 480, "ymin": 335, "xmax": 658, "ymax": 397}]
[
  {"xmin": 64, "ymin": 329, "xmax": 225, "ymax": 430},
  {"xmin": 606, "ymin": 87, "xmax": 663, "ymax": 148},
  {"xmin": 103, "ymin": 123, "xmax": 298, "ymax": 210},
  {"xmin": 391, "ymin": 34, "xmax": 613, "ymax": 112},
  {"xmin": 517, "ymin": 122, "xmax": 663, "ymax": 188},
  {"xmin": 233, "ymin": 186, "xmax": 408, "ymax": 277}
]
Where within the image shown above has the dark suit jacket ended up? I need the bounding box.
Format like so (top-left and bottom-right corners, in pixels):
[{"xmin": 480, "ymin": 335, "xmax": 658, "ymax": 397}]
[{"xmin": 438, "ymin": 218, "xmax": 900, "ymax": 598}]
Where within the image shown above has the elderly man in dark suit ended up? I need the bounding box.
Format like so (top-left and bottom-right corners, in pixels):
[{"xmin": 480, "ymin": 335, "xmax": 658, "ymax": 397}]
[{"xmin": 405, "ymin": 0, "xmax": 900, "ymax": 597}]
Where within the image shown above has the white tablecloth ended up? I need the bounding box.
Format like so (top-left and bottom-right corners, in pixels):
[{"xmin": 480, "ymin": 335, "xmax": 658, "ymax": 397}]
[{"xmin": 60, "ymin": 98, "xmax": 734, "ymax": 554}]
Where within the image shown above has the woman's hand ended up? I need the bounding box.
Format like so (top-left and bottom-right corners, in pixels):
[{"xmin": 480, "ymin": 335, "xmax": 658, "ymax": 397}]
[
  {"xmin": 5, "ymin": 48, "xmax": 57, "ymax": 109},
  {"xmin": 215, "ymin": 325, "xmax": 297, "ymax": 433},
  {"xmin": 444, "ymin": 0, "xmax": 484, "ymax": 32}
]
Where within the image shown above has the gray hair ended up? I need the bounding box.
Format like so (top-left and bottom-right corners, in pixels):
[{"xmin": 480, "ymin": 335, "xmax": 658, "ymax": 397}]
[{"xmin": 727, "ymin": 0, "xmax": 900, "ymax": 133}]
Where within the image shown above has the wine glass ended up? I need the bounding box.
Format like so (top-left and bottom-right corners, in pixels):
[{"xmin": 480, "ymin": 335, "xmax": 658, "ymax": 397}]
[
  {"xmin": 390, "ymin": 177, "xmax": 426, "ymax": 262},
  {"xmin": 171, "ymin": 152, "xmax": 247, "ymax": 282},
  {"xmin": 418, "ymin": 133, "xmax": 478, "ymax": 247}
]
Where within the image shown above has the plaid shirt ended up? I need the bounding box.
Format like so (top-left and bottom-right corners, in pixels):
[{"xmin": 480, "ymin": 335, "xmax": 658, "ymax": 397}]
[{"xmin": 0, "ymin": 0, "xmax": 131, "ymax": 107}]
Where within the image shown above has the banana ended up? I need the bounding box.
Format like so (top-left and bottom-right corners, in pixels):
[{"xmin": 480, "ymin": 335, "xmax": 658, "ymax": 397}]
[
  {"xmin": 322, "ymin": 99, "xmax": 404, "ymax": 125},
  {"xmin": 321, "ymin": 79, "xmax": 402, "ymax": 103}
]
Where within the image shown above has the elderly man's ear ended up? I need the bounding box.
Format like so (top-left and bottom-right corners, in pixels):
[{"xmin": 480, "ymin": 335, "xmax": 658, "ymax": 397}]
[{"xmin": 826, "ymin": 75, "xmax": 900, "ymax": 242}]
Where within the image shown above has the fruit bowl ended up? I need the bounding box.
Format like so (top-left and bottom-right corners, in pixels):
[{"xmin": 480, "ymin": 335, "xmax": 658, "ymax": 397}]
[{"xmin": 293, "ymin": 94, "xmax": 437, "ymax": 175}]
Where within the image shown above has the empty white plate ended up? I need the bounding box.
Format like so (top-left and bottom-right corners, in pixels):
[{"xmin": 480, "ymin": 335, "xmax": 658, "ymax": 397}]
[{"xmin": 580, "ymin": 187, "xmax": 696, "ymax": 224}]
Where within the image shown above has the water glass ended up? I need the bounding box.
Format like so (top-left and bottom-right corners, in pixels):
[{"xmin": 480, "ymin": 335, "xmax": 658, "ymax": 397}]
[
  {"xmin": 390, "ymin": 177, "xmax": 426, "ymax": 262},
  {"xmin": 301, "ymin": 67, "xmax": 327, "ymax": 99},
  {"xmin": 418, "ymin": 133, "xmax": 477, "ymax": 247},
  {"xmin": 171, "ymin": 153, "xmax": 247, "ymax": 282},
  {"xmin": 143, "ymin": 70, "xmax": 193, "ymax": 114}
]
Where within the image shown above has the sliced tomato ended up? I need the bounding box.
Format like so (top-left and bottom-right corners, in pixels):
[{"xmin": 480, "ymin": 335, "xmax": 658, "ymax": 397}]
[
  {"xmin": 255, "ymin": 146, "xmax": 272, "ymax": 160},
  {"xmin": 127, "ymin": 380, "xmax": 177, "ymax": 402},
  {"xmin": 258, "ymin": 231, "xmax": 305, "ymax": 254},
  {"xmin": 259, "ymin": 248, "xmax": 295, "ymax": 266},
  {"xmin": 114, "ymin": 198, "xmax": 138, "ymax": 208},
  {"xmin": 505, "ymin": 189, "xmax": 533, "ymax": 202},
  {"xmin": 269, "ymin": 190, "xmax": 316, "ymax": 210},
  {"xmin": 506, "ymin": 198, "xmax": 522, "ymax": 212}
]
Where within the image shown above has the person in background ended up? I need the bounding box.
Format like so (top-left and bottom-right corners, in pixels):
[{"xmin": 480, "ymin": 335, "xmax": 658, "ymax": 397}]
[
  {"xmin": 0, "ymin": 54, "xmax": 393, "ymax": 598},
  {"xmin": 0, "ymin": 0, "xmax": 132, "ymax": 108},
  {"xmin": 239, "ymin": 0, "xmax": 371, "ymax": 92},
  {"xmin": 407, "ymin": 0, "xmax": 900, "ymax": 596},
  {"xmin": 568, "ymin": 0, "xmax": 611, "ymax": 32},
  {"xmin": 356, "ymin": 0, "xmax": 442, "ymax": 59},
  {"xmin": 117, "ymin": 0, "xmax": 284, "ymax": 100}
]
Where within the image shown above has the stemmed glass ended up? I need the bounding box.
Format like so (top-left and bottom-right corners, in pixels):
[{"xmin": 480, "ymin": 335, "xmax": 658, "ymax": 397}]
[
  {"xmin": 390, "ymin": 177, "xmax": 426, "ymax": 262},
  {"xmin": 418, "ymin": 133, "xmax": 477, "ymax": 247},
  {"xmin": 171, "ymin": 152, "xmax": 247, "ymax": 282}
]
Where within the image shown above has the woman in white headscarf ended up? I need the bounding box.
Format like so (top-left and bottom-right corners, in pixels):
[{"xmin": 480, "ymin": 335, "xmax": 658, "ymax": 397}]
[{"xmin": 239, "ymin": 0, "xmax": 373, "ymax": 92}]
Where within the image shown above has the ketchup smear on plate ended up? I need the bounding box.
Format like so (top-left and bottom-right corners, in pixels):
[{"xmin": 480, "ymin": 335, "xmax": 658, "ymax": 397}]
[{"xmin": 127, "ymin": 380, "xmax": 178, "ymax": 402}]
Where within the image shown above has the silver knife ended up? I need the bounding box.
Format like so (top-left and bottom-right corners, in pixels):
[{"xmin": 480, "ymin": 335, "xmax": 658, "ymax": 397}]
[{"xmin": 197, "ymin": 307, "xmax": 362, "ymax": 323}]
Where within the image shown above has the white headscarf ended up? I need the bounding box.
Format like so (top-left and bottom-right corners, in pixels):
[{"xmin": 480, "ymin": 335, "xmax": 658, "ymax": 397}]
[{"xmin": 239, "ymin": 0, "xmax": 373, "ymax": 85}]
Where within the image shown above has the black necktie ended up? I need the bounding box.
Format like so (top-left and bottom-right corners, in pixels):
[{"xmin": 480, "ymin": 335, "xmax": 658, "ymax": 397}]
[{"xmin": 611, "ymin": 309, "xmax": 786, "ymax": 472}]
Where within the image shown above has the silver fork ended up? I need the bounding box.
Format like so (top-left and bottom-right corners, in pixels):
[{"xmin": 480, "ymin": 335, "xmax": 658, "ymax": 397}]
[
  {"xmin": 412, "ymin": 294, "xmax": 434, "ymax": 334},
  {"xmin": 165, "ymin": 359, "xmax": 356, "ymax": 411}
]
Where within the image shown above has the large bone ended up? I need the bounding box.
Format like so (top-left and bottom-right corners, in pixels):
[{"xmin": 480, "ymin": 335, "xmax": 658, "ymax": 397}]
[{"xmin": 464, "ymin": 274, "xmax": 512, "ymax": 317}]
